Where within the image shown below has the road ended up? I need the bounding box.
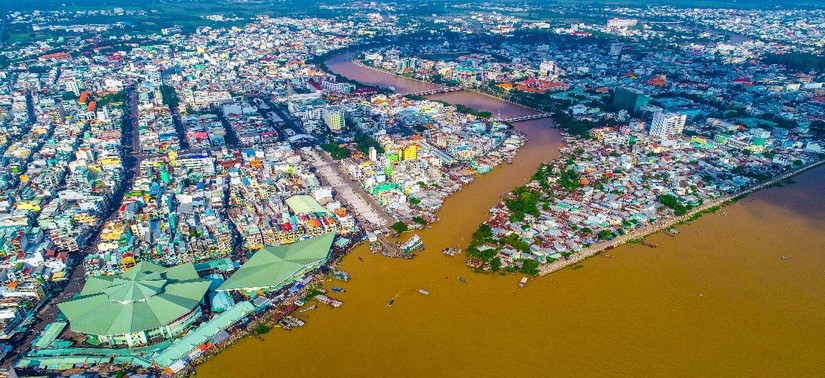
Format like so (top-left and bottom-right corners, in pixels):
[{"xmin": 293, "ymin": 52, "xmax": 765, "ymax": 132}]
[
  {"xmin": 301, "ymin": 147, "xmax": 393, "ymax": 231},
  {"xmin": 3, "ymin": 86, "xmax": 143, "ymax": 367}
]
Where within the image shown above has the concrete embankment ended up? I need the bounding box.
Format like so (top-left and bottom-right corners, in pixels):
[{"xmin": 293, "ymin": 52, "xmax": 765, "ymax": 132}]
[{"xmin": 539, "ymin": 159, "xmax": 825, "ymax": 276}]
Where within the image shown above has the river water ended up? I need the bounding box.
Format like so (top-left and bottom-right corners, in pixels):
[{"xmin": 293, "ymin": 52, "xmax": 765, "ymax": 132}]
[{"xmin": 197, "ymin": 54, "xmax": 825, "ymax": 377}]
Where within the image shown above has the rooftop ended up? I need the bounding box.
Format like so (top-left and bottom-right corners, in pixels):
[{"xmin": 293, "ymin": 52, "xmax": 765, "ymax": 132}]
[
  {"xmin": 57, "ymin": 261, "xmax": 210, "ymax": 336},
  {"xmin": 217, "ymin": 232, "xmax": 335, "ymax": 292}
]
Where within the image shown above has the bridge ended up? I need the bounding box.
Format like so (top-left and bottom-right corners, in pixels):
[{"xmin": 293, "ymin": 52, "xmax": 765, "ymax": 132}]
[
  {"xmin": 496, "ymin": 113, "xmax": 553, "ymax": 123},
  {"xmin": 406, "ymin": 86, "xmax": 464, "ymax": 96}
]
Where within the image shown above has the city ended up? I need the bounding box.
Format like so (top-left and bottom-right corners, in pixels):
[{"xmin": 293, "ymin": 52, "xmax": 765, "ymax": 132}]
[{"xmin": 0, "ymin": 0, "xmax": 822, "ymax": 376}]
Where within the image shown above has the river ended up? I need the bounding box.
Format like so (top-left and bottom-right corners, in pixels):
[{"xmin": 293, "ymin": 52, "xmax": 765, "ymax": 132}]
[{"xmin": 197, "ymin": 53, "xmax": 825, "ymax": 377}]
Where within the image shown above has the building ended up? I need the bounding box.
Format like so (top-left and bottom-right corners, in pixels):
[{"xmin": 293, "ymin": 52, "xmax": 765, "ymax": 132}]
[
  {"xmin": 217, "ymin": 232, "xmax": 335, "ymax": 293},
  {"xmin": 613, "ymin": 87, "xmax": 650, "ymax": 114},
  {"xmin": 650, "ymin": 112, "xmax": 687, "ymax": 141},
  {"xmin": 322, "ymin": 106, "xmax": 345, "ymax": 133},
  {"xmin": 57, "ymin": 262, "xmax": 210, "ymax": 347},
  {"xmin": 607, "ymin": 18, "xmax": 638, "ymax": 28}
]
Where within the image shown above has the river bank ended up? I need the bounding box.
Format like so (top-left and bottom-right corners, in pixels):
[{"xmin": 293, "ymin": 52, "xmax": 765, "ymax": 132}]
[{"xmin": 197, "ymin": 51, "xmax": 825, "ymax": 377}]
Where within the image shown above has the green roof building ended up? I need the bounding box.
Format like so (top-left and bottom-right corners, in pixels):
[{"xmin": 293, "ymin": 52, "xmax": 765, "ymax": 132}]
[
  {"xmin": 285, "ymin": 195, "xmax": 330, "ymax": 214},
  {"xmin": 57, "ymin": 261, "xmax": 210, "ymax": 347},
  {"xmin": 218, "ymin": 232, "xmax": 335, "ymax": 293}
]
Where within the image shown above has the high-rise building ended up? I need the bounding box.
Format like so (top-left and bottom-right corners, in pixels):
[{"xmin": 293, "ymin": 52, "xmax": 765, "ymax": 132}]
[
  {"xmin": 369, "ymin": 146, "xmax": 377, "ymax": 161},
  {"xmin": 650, "ymin": 112, "xmax": 687, "ymax": 141},
  {"xmin": 613, "ymin": 87, "xmax": 650, "ymax": 115},
  {"xmin": 322, "ymin": 106, "xmax": 345, "ymax": 133}
]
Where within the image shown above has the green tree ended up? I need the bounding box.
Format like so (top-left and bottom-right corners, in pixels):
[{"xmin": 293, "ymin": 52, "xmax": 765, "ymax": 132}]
[
  {"xmin": 391, "ymin": 221, "xmax": 409, "ymax": 234},
  {"xmin": 521, "ymin": 259, "xmax": 540, "ymax": 275},
  {"xmin": 490, "ymin": 256, "xmax": 502, "ymax": 271}
]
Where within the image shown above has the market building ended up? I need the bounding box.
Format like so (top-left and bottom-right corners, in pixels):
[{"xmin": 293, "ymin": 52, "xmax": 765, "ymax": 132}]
[{"xmin": 57, "ymin": 262, "xmax": 210, "ymax": 347}]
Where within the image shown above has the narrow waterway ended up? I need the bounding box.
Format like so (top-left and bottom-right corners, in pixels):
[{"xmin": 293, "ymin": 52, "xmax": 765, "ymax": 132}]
[{"xmin": 198, "ymin": 53, "xmax": 825, "ymax": 377}]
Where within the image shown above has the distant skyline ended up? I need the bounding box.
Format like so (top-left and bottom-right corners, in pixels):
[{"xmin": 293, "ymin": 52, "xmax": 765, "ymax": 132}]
[{"xmin": 5, "ymin": 0, "xmax": 825, "ymax": 11}]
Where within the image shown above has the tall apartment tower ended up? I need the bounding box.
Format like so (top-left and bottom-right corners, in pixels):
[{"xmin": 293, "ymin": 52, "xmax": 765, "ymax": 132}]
[
  {"xmin": 322, "ymin": 106, "xmax": 345, "ymax": 133},
  {"xmin": 650, "ymin": 112, "xmax": 687, "ymax": 141}
]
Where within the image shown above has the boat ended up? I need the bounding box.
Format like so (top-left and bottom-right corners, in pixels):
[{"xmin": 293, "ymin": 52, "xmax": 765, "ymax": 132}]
[
  {"xmin": 333, "ymin": 270, "xmax": 350, "ymax": 281},
  {"xmin": 401, "ymin": 234, "xmax": 424, "ymax": 254},
  {"xmin": 358, "ymin": 256, "xmax": 365, "ymax": 262},
  {"xmin": 458, "ymin": 276, "xmax": 466, "ymax": 283},
  {"xmin": 519, "ymin": 277, "xmax": 528, "ymax": 287},
  {"xmin": 315, "ymin": 294, "xmax": 343, "ymax": 308},
  {"xmin": 417, "ymin": 289, "xmax": 430, "ymax": 296},
  {"xmin": 294, "ymin": 299, "xmax": 306, "ymax": 307},
  {"xmin": 442, "ymin": 247, "xmax": 461, "ymax": 256},
  {"xmin": 388, "ymin": 298, "xmax": 395, "ymax": 307},
  {"xmin": 781, "ymin": 256, "xmax": 791, "ymax": 261},
  {"xmin": 298, "ymin": 304, "xmax": 317, "ymax": 313},
  {"xmin": 331, "ymin": 287, "xmax": 346, "ymax": 293}
]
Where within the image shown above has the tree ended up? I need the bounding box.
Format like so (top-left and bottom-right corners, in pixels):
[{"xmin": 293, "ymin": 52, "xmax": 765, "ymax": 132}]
[
  {"xmin": 391, "ymin": 221, "xmax": 409, "ymax": 234},
  {"xmin": 597, "ymin": 229, "xmax": 614, "ymax": 240},
  {"xmin": 412, "ymin": 216, "xmax": 427, "ymax": 225},
  {"xmin": 490, "ymin": 256, "xmax": 502, "ymax": 271},
  {"xmin": 321, "ymin": 143, "xmax": 351, "ymax": 159},
  {"xmin": 521, "ymin": 259, "xmax": 540, "ymax": 275}
]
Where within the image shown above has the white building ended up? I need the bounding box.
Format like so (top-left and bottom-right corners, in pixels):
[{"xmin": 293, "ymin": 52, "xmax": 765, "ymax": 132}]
[
  {"xmin": 607, "ymin": 18, "xmax": 638, "ymax": 28},
  {"xmin": 650, "ymin": 112, "xmax": 686, "ymax": 141}
]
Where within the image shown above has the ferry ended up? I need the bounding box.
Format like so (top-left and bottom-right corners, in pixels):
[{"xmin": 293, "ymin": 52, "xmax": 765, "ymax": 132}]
[
  {"xmin": 417, "ymin": 289, "xmax": 430, "ymax": 296},
  {"xmin": 519, "ymin": 277, "xmax": 528, "ymax": 288},
  {"xmin": 401, "ymin": 234, "xmax": 424, "ymax": 254}
]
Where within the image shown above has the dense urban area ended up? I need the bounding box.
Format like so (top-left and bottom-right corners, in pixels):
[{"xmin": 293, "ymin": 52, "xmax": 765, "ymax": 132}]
[{"xmin": 0, "ymin": 0, "xmax": 822, "ymax": 375}]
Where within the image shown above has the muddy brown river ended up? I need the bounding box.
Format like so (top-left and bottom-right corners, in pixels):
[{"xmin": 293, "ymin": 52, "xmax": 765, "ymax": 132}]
[{"xmin": 198, "ymin": 53, "xmax": 825, "ymax": 377}]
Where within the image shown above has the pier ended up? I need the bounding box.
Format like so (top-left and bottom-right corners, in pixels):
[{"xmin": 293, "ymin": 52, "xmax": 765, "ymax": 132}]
[{"xmin": 372, "ymin": 234, "xmax": 406, "ymax": 258}]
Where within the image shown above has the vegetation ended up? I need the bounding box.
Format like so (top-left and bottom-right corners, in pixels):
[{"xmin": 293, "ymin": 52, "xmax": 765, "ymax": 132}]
[
  {"xmin": 354, "ymin": 133, "xmax": 385, "ymax": 155},
  {"xmin": 62, "ymin": 91, "xmax": 78, "ymax": 101},
  {"xmin": 97, "ymin": 90, "xmax": 126, "ymax": 106},
  {"xmin": 321, "ymin": 143, "xmax": 351, "ymax": 159},
  {"xmin": 391, "ymin": 221, "xmax": 409, "ymax": 234},
  {"xmin": 521, "ymin": 259, "xmax": 540, "ymax": 275},
  {"xmin": 763, "ymin": 53, "xmax": 825, "ymax": 72},
  {"xmin": 453, "ymin": 104, "xmax": 492, "ymax": 119},
  {"xmin": 252, "ymin": 324, "xmax": 272, "ymax": 335},
  {"xmin": 658, "ymin": 194, "xmax": 690, "ymax": 216},
  {"xmin": 505, "ymin": 186, "xmax": 541, "ymax": 222},
  {"xmin": 159, "ymin": 85, "xmax": 179, "ymax": 108},
  {"xmin": 557, "ymin": 166, "xmax": 582, "ymax": 192}
]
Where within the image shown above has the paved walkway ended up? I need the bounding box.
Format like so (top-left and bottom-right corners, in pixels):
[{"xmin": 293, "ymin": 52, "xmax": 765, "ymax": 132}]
[{"xmin": 301, "ymin": 147, "xmax": 393, "ymax": 231}]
